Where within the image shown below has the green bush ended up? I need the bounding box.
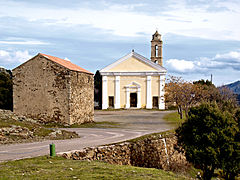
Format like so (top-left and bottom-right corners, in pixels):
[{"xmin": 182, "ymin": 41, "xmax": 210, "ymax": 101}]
[
  {"xmin": 176, "ymin": 103, "xmax": 239, "ymax": 180},
  {"xmin": 0, "ymin": 71, "xmax": 13, "ymax": 110},
  {"xmin": 221, "ymin": 109, "xmax": 240, "ymax": 180}
]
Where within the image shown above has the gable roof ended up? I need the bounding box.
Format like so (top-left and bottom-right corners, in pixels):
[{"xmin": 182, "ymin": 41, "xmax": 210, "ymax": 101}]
[
  {"xmin": 13, "ymin": 53, "xmax": 93, "ymax": 75},
  {"xmin": 39, "ymin": 53, "xmax": 93, "ymax": 74},
  {"xmin": 100, "ymin": 51, "xmax": 167, "ymax": 73}
]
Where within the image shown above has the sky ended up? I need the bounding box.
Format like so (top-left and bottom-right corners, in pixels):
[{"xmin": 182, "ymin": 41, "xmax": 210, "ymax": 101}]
[{"xmin": 0, "ymin": 0, "xmax": 240, "ymax": 86}]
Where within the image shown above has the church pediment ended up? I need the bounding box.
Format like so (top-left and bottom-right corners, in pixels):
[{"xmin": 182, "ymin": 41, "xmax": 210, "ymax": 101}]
[
  {"xmin": 100, "ymin": 51, "xmax": 166, "ymax": 73},
  {"xmin": 125, "ymin": 82, "xmax": 141, "ymax": 88}
]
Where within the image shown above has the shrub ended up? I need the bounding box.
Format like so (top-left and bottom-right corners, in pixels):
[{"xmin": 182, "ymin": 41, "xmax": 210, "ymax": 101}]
[
  {"xmin": 0, "ymin": 71, "xmax": 13, "ymax": 110},
  {"xmin": 176, "ymin": 103, "xmax": 239, "ymax": 180}
]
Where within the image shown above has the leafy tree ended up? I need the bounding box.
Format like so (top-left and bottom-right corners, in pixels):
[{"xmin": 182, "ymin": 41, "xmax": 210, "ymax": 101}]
[
  {"xmin": 193, "ymin": 79, "xmax": 213, "ymax": 86},
  {"xmin": 220, "ymin": 109, "xmax": 240, "ymax": 180},
  {"xmin": 94, "ymin": 70, "xmax": 102, "ymax": 109},
  {"xmin": 0, "ymin": 71, "xmax": 13, "ymax": 110},
  {"xmin": 176, "ymin": 103, "xmax": 238, "ymax": 180}
]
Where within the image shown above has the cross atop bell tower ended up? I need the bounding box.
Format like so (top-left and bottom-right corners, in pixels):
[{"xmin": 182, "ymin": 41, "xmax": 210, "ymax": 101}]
[{"xmin": 151, "ymin": 31, "xmax": 163, "ymax": 66}]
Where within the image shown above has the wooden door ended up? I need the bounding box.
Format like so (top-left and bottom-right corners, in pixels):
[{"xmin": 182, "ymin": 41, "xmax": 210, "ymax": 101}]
[
  {"xmin": 130, "ymin": 93, "xmax": 137, "ymax": 107},
  {"xmin": 109, "ymin": 96, "xmax": 114, "ymax": 107},
  {"xmin": 153, "ymin": 96, "xmax": 158, "ymax": 108}
]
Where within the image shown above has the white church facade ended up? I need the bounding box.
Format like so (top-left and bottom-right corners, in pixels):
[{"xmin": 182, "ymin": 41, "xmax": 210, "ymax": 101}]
[{"xmin": 100, "ymin": 31, "xmax": 167, "ymax": 109}]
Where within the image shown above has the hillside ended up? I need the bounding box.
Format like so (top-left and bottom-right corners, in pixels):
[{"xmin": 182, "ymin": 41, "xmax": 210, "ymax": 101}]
[
  {"xmin": 225, "ymin": 80, "xmax": 240, "ymax": 94},
  {"xmin": 224, "ymin": 80, "xmax": 240, "ymax": 103}
]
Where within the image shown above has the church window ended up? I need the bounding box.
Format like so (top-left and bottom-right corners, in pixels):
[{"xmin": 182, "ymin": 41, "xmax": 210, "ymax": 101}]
[
  {"xmin": 108, "ymin": 96, "xmax": 114, "ymax": 108},
  {"xmin": 153, "ymin": 96, "xmax": 158, "ymax": 108},
  {"xmin": 155, "ymin": 45, "xmax": 158, "ymax": 57}
]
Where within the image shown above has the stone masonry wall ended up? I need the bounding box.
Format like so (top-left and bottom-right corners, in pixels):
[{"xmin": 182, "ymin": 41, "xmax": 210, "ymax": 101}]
[
  {"xmin": 13, "ymin": 56, "xmax": 71, "ymax": 124},
  {"xmin": 62, "ymin": 134, "xmax": 189, "ymax": 172},
  {"xmin": 69, "ymin": 71, "xmax": 94, "ymax": 124}
]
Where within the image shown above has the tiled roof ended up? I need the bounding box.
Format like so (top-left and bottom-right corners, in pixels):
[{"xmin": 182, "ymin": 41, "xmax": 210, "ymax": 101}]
[{"xmin": 39, "ymin": 53, "xmax": 93, "ymax": 75}]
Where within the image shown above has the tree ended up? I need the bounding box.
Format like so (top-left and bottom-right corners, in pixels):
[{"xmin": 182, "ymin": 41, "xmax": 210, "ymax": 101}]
[
  {"xmin": 193, "ymin": 79, "xmax": 213, "ymax": 86},
  {"xmin": 217, "ymin": 87, "xmax": 238, "ymax": 113},
  {"xmin": 94, "ymin": 70, "xmax": 102, "ymax": 109},
  {"xmin": 165, "ymin": 76, "xmax": 207, "ymax": 119},
  {"xmin": 165, "ymin": 76, "xmax": 239, "ymax": 120},
  {"xmin": 220, "ymin": 109, "xmax": 240, "ymax": 180},
  {"xmin": 176, "ymin": 103, "xmax": 239, "ymax": 180},
  {"xmin": 0, "ymin": 71, "xmax": 13, "ymax": 110}
]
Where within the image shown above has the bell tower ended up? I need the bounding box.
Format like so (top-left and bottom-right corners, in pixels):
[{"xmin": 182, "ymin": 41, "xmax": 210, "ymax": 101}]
[{"xmin": 151, "ymin": 31, "xmax": 163, "ymax": 66}]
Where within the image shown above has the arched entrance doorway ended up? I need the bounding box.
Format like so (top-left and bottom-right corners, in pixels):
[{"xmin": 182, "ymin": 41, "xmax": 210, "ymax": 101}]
[
  {"xmin": 130, "ymin": 93, "xmax": 137, "ymax": 107},
  {"xmin": 125, "ymin": 82, "xmax": 141, "ymax": 109}
]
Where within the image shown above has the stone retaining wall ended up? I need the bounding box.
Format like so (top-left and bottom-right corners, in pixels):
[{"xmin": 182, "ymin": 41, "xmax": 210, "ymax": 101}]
[{"xmin": 62, "ymin": 133, "xmax": 189, "ymax": 172}]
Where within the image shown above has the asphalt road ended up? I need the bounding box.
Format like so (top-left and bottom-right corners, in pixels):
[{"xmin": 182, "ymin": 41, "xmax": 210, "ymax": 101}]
[{"xmin": 0, "ymin": 110, "xmax": 173, "ymax": 162}]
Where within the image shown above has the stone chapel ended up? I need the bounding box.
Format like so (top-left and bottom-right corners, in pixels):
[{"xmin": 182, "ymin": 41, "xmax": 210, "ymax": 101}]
[
  {"xmin": 100, "ymin": 31, "xmax": 167, "ymax": 109},
  {"xmin": 13, "ymin": 53, "xmax": 94, "ymax": 125}
]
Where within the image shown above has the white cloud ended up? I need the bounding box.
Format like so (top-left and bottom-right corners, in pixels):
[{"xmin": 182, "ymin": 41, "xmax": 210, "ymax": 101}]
[
  {"xmin": 0, "ymin": 50, "xmax": 10, "ymax": 57},
  {"xmin": 0, "ymin": 40, "xmax": 49, "ymax": 45},
  {"xmin": 0, "ymin": 0, "xmax": 240, "ymax": 40},
  {"xmin": 64, "ymin": 57, "xmax": 70, "ymax": 61},
  {"xmin": 166, "ymin": 59, "xmax": 194, "ymax": 72},
  {"xmin": 0, "ymin": 50, "xmax": 32, "ymax": 66},
  {"xmin": 14, "ymin": 50, "xmax": 32, "ymax": 63},
  {"xmin": 166, "ymin": 50, "xmax": 240, "ymax": 74},
  {"xmin": 215, "ymin": 51, "xmax": 240, "ymax": 61}
]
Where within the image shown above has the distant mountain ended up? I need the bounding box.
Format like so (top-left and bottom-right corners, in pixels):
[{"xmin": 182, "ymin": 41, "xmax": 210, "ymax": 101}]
[
  {"xmin": 224, "ymin": 80, "xmax": 240, "ymax": 103},
  {"xmin": 225, "ymin": 80, "xmax": 240, "ymax": 95}
]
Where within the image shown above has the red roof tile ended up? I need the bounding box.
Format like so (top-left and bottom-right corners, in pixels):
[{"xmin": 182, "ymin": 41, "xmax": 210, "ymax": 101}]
[{"xmin": 39, "ymin": 53, "xmax": 93, "ymax": 75}]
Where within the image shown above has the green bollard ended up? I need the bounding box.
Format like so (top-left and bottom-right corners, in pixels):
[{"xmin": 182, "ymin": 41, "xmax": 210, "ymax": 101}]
[{"xmin": 50, "ymin": 143, "xmax": 56, "ymax": 157}]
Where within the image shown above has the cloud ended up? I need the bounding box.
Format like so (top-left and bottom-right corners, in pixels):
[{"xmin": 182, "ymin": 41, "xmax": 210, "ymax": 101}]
[
  {"xmin": 166, "ymin": 59, "xmax": 194, "ymax": 72},
  {"xmin": 0, "ymin": 50, "xmax": 32, "ymax": 68},
  {"xmin": 14, "ymin": 50, "xmax": 32, "ymax": 63},
  {"xmin": 0, "ymin": 40, "xmax": 49, "ymax": 45},
  {"xmin": 0, "ymin": 50, "xmax": 10, "ymax": 57},
  {"xmin": 215, "ymin": 51, "xmax": 240, "ymax": 62},
  {"xmin": 0, "ymin": 0, "xmax": 240, "ymax": 40},
  {"xmin": 64, "ymin": 57, "xmax": 70, "ymax": 61},
  {"xmin": 165, "ymin": 50, "xmax": 240, "ymax": 73}
]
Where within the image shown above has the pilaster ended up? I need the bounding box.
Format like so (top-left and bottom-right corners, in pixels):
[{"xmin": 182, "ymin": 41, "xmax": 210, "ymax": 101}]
[
  {"xmin": 114, "ymin": 76, "xmax": 120, "ymax": 109},
  {"xmin": 125, "ymin": 88, "xmax": 130, "ymax": 109},
  {"xmin": 102, "ymin": 76, "xmax": 108, "ymax": 109},
  {"xmin": 159, "ymin": 75, "xmax": 165, "ymax": 110},
  {"xmin": 137, "ymin": 87, "xmax": 141, "ymax": 108},
  {"xmin": 146, "ymin": 76, "xmax": 152, "ymax": 109}
]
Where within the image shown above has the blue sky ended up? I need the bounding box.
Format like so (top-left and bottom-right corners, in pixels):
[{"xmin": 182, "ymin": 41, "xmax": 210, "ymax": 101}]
[{"xmin": 0, "ymin": 0, "xmax": 240, "ymax": 86}]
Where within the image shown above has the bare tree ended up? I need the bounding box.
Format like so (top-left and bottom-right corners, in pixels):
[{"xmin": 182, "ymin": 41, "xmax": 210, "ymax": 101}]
[
  {"xmin": 165, "ymin": 76, "xmax": 239, "ymax": 120},
  {"xmin": 165, "ymin": 76, "xmax": 208, "ymax": 119}
]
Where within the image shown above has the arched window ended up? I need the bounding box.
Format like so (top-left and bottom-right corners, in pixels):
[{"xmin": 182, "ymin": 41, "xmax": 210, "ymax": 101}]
[
  {"xmin": 155, "ymin": 45, "xmax": 158, "ymax": 57},
  {"xmin": 154, "ymin": 60, "xmax": 158, "ymax": 64}
]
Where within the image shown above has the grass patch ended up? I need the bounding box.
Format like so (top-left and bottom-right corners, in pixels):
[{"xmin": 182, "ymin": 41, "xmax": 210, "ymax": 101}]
[
  {"xmin": 163, "ymin": 111, "xmax": 186, "ymax": 127},
  {"xmin": 0, "ymin": 117, "xmax": 53, "ymax": 137},
  {"xmin": 0, "ymin": 113, "xmax": 79, "ymax": 144},
  {"xmin": 125, "ymin": 130, "xmax": 175, "ymax": 144},
  {"xmin": 70, "ymin": 121, "xmax": 121, "ymax": 128},
  {"xmin": 0, "ymin": 156, "xmax": 187, "ymax": 180},
  {"xmin": 43, "ymin": 121, "xmax": 121, "ymax": 129}
]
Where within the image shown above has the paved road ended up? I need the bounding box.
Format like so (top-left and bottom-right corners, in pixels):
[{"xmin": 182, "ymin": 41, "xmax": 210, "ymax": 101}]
[
  {"xmin": 0, "ymin": 110, "xmax": 173, "ymax": 162},
  {"xmin": 94, "ymin": 110, "xmax": 173, "ymax": 130}
]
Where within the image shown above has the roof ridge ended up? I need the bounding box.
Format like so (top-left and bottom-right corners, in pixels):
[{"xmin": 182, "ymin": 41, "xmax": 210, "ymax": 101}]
[
  {"xmin": 39, "ymin": 53, "xmax": 93, "ymax": 75},
  {"xmin": 100, "ymin": 51, "xmax": 167, "ymax": 72}
]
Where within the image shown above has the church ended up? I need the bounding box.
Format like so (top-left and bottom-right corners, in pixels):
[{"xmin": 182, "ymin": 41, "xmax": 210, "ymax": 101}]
[{"xmin": 100, "ymin": 31, "xmax": 167, "ymax": 109}]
